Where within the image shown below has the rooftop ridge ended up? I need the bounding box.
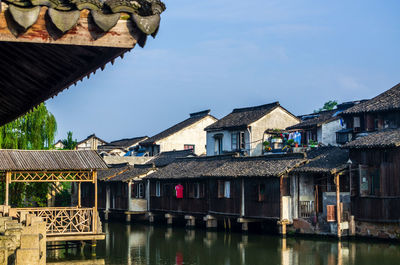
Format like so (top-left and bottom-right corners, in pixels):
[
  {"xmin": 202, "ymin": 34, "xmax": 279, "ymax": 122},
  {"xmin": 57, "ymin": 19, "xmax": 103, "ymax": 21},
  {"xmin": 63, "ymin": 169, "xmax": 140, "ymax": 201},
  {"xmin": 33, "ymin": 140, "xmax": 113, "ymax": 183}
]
[
  {"xmin": 190, "ymin": 109, "xmax": 211, "ymax": 118},
  {"xmin": 232, "ymin": 102, "xmax": 279, "ymax": 113}
]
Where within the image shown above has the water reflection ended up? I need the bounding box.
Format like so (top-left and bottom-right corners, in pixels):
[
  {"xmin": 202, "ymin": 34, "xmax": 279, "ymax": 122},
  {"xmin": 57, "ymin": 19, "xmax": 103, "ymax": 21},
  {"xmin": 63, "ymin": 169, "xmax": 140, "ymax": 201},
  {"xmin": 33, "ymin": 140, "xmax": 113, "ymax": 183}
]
[{"xmin": 48, "ymin": 223, "xmax": 400, "ymax": 265}]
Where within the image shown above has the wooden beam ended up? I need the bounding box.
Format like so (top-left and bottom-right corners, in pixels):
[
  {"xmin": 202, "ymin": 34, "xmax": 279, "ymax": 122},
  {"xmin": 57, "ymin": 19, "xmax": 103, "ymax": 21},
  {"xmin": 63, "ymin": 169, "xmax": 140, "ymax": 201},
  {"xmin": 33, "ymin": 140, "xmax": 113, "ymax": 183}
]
[
  {"xmin": 335, "ymin": 173, "xmax": 342, "ymax": 239},
  {"xmin": 78, "ymin": 183, "xmax": 81, "ymax": 208},
  {"xmin": 94, "ymin": 171, "xmax": 98, "ymax": 234},
  {"xmin": 5, "ymin": 171, "xmax": 10, "ymax": 206},
  {"xmin": 0, "ymin": 4, "xmax": 137, "ymax": 48},
  {"xmin": 46, "ymin": 234, "xmax": 105, "ymax": 242}
]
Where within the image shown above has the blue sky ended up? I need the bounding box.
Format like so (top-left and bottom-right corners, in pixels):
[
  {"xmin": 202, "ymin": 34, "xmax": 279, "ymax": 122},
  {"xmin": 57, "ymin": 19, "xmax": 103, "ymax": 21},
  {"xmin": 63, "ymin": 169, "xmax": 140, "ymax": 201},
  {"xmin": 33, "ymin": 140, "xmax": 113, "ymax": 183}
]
[{"xmin": 47, "ymin": 0, "xmax": 400, "ymax": 142}]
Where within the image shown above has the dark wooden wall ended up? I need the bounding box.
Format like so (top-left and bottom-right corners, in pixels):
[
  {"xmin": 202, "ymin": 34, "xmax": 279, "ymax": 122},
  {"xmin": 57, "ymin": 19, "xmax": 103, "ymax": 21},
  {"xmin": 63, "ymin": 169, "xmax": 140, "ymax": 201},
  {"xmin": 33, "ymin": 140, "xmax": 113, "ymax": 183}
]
[
  {"xmin": 350, "ymin": 148, "xmax": 400, "ymax": 222},
  {"xmin": 149, "ymin": 180, "xmax": 209, "ymax": 214},
  {"xmin": 244, "ymin": 178, "xmax": 280, "ymax": 219},
  {"xmin": 208, "ymin": 179, "xmax": 241, "ymax": 216}
]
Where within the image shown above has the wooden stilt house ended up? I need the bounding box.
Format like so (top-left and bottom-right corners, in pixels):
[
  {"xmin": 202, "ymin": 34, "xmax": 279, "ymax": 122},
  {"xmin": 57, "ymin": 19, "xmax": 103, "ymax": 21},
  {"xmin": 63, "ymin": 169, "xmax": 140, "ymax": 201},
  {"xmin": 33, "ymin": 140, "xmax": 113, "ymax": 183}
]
[
  {"xmin": 146, "ymin": 153, "xmax": 307, "ymax": 230},
  {"xmin": 344, "ymin": 130, "xmax": 400, "ymax": 238},
  {"xmin": 97, "ymin": 150, "xmax": 194, "ymax": 220}
]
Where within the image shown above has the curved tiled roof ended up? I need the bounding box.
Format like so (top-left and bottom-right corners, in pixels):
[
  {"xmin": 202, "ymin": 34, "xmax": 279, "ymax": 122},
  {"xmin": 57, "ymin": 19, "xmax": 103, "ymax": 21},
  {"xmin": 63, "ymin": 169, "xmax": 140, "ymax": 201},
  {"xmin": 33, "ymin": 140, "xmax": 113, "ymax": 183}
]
[
  {"xmin": 3, "ymin": 0, "xmax": 166, "ymax": 39},
  {"xmin": 0, "ymin": 0, "xmax": 166, "ymax": 126},
  {"xmin": 205, "ymin": 102, "xmax": 298, "ymax": 131},
  {"xmin": 344, "ymin": 129, "xmax": 400, "ymax": 149},
  {"xmin": 146, "ymin": 149, "xmax": 195, "ymax": 167},
  {"xmin": 293, "ymin": 147, "xmax": 348, "ymax": 174},
  {"xmin": 0, "ymin": 149, "xmax": 107, "ymax": 170},
  {"xmin": 286, "ymin": 110, "xmax": 339, "ymax": 130},
  {"xmin": 342, "ymin": 83, "xmax": 400, "ymax": 115},
  {"xmin": 146, "ymin": 153, "xmax": 306, "ymax": 179},
  {"xmin": 98, "ymin": 136, "xmax": 148, "ymax": 151},
  {"xmin": 142, "ymin": 110, "xmax": 216, "ymax": 144}
]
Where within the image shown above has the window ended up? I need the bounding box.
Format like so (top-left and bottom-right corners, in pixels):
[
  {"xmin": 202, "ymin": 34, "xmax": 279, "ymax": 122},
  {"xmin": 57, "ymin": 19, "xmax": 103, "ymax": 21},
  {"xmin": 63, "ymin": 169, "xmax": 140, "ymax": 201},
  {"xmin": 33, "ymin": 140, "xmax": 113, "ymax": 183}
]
[
  {"xmin": 354, "ymin": 117, "xmax": 361, "ymax": 131},
  {"xmin": 231, "ymin": 132, "xmax": 245, "ymax": 150},
  {"xmin": 218, "ymin": 181, "xmax": 224, "ymax": 198},
  {"xmin": 156, "ymin": 181, "xmax": 161, "ymax": 197},
  {"xmin": 184, "ymin": 144, "xmax": 195, "ymax": 153},
  {"xmin": 282, "ymin": 178, "xmax": 291, "ymax": 196},
  {"xmin": 214, "ymin": 134, "xmax": 223, "ymax": 155},
  {"xmin": 258, "ymin": 184, "xmax": 265, "ymax": 202},
  {"xmin": 138, "ymin": 183, "xmax": 144, "ymax": 198},
  {"xmin": 189, "ymin": 183, "xmax": 201, "ymax": 199},
  {"xmin": 224, "ymin": 181, "xmax": 231, "ymax": 198},
  {"xmin": 359, "ymin": 165, "xmax": 380, "ymax": 196}
]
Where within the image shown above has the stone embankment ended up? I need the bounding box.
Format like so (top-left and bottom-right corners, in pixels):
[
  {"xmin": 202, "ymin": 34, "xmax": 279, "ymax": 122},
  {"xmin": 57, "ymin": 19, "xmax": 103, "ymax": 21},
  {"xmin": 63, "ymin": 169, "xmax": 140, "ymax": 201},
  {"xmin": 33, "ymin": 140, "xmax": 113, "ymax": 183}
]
[{"xmin": 0, "ymin": 206, "xmax": 46, "ymax": 265}]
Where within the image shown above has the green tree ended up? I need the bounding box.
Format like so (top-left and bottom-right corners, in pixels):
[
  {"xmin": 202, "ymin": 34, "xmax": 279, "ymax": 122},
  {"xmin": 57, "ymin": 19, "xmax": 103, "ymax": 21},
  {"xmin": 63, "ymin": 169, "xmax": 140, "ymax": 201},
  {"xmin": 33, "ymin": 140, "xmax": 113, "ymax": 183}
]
[
  {"xmin": 0, "ymin": 103, "xmax": 57, "ymax": 206},
  {"xmin": 314, "ymin": 100, "xmax": 338, "ymax": 113},
  {"xmin": 61, "ymin": 131, "xmax": 77, "ymax": 150}
]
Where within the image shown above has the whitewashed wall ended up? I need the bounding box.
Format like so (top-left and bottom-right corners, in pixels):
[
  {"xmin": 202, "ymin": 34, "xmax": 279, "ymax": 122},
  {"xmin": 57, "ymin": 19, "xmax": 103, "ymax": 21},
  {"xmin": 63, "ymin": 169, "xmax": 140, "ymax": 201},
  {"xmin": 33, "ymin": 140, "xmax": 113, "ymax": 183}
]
[
  {"xmin": 157, "ymin": 115, "xmax": 217, "ymax": 156},
  {"xmin": 321, "ymin": 120, "xmax": 343, "ymax": 146},
  {"xmin": 250, "ymin": 107, "xmax": 299, "ymax": 156}
]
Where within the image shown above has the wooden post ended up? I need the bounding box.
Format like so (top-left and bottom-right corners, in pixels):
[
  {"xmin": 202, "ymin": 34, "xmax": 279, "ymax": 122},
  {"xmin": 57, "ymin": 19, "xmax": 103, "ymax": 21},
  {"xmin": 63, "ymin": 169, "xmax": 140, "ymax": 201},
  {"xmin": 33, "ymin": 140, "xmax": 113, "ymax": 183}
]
[
  {"xmin": 279, "ymin": 175, "xmax": 284, "ymax": 221},
  {"xmin": 335, "ymin": 174, "xmax": 341, "ymax": 239},
  {"xmin": 5, "ymin": 171, "xmax": 10, "ymax": 206},
  {"xmin": 78, "ymin": 183, "xmax": 82, "ymax": 208},
  {"xmin": 241, "ymin": 178, "xmax": 245, "ymax": 217},
  {"xmin": 93, "ymin": 171, "xmax": 98, "ymax": 234}
]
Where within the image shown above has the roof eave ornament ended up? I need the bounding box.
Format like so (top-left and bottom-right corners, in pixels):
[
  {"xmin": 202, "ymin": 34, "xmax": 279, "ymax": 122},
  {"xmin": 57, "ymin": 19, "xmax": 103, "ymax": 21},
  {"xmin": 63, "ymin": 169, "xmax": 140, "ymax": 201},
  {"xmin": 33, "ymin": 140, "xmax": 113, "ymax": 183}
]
[{"xmin": 3, "ymin": 0, "xmax": 166, "ymax": 45}]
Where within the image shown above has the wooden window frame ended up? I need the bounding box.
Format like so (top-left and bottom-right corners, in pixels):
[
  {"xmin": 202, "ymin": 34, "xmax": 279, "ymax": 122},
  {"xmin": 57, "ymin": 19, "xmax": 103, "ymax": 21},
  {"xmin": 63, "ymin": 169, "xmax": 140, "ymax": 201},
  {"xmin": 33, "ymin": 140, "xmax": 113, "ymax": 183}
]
[
  {"xmin": 138, "ymin": 183, "xmax": 144, "ymax": 199},
  {"xmin": 224, "ymin": 181, "xmax": 231, "ymax": 198},
  {"xmin": 184, "ymin": 144, "xmax": 195, "ymax": 153},
  {"xmin": 156, "ymin": 181, "xmax": 161, "ymax": 197},
  {"xmin": 231, "ymin": 131, "xmax": 246, "ymax": 151},
  {"xmin": 258, "ymin": 183, "xmax": 265, "ymax": 202},
  {"xmin": 217, "ymin": 180, "xmax": 224, "ymax": 198}
]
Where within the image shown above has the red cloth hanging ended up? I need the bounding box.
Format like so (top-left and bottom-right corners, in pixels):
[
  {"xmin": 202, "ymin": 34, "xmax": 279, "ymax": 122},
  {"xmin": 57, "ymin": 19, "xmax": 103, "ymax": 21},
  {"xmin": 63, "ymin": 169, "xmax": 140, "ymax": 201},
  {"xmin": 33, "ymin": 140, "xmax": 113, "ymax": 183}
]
[{"xmin": 175, "ymin": 184, "xmax": 184, "ymax": 198}]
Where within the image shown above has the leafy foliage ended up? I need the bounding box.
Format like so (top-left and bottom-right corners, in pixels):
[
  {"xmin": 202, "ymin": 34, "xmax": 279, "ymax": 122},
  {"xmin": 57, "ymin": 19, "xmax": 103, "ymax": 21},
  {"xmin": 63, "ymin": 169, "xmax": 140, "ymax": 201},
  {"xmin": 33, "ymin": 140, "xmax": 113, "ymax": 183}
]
[
  {"xmin": 314, "ymin": 100, "xmax": 338, "ymax": 113},
  {"xmin": 61, "ymin": 131, "xmax": 77, "ymax": 150},
  {"xmin": 0, "ymin": 103, "xmax": 57, "ymax": 207}
]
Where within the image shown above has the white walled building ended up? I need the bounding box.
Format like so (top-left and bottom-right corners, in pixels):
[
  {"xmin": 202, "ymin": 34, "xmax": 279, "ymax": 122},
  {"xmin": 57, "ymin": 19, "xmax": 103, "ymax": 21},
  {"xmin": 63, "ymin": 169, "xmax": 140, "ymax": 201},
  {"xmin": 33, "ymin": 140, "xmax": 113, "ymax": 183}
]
[
  {"xmin": 205, "ymin": 102, "xmax": 300, "ymax": 156},
  {"xmin": 139, "ymin": 110, "xmax": 218, "ymax": 156},
  {"xmin": 286, "ymin": 101, "xmax": 365, "ymax": 146},
  {"xmin": 75, "ymin": 134, "xmax": 108, "ymax": 150}
]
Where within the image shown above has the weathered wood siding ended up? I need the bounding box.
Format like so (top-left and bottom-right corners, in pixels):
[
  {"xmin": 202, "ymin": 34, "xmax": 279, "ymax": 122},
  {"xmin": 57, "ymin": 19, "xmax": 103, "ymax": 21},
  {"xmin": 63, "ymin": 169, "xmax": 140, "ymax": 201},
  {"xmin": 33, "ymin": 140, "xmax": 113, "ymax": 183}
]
[
  {"xmin": 350, "ymin": 148, "xmax": 400, "ymax": 222},
  {"xmin": 244, "ymin": 178, "xmax": 280, "ymax": 219},
  {"xmin": 149, "ymin": 180, "xmax": 208, "ymax": 214},
  {"xmin": 208, "ymin": 179, "xmax": 241, "ymax": 216}
]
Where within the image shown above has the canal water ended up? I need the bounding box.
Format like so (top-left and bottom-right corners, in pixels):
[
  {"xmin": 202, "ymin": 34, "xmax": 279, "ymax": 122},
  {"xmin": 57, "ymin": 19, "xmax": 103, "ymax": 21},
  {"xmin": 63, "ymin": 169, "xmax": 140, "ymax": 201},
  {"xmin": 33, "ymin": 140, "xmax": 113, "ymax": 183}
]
[{"xmin": 47, "ymin": 222, "xmax": 400, "ymax": 265}]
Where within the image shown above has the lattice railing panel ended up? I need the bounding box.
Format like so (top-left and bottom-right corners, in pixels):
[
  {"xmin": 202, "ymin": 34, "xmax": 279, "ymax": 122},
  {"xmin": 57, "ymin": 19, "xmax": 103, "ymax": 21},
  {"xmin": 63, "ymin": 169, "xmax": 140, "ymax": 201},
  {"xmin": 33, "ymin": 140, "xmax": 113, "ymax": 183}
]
[
  {"xmin": 14, "ymin": 207, "xmax": 95, "ymax": 235},
  {"xmin": 10, "ymin": 171, "xmax": 93, "ymax": 182}
]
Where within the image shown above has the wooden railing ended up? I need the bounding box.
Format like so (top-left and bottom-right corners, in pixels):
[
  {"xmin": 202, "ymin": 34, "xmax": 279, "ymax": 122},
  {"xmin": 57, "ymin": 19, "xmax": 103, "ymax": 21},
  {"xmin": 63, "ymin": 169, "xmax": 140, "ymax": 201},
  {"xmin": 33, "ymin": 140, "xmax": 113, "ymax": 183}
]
[
  {"xmin": 299, "ymin": 201, "xmax": 314, "ymax": 218},
  {"xmin": 13, "ymin": 207, "xmax": 96, "ymax": 235}
]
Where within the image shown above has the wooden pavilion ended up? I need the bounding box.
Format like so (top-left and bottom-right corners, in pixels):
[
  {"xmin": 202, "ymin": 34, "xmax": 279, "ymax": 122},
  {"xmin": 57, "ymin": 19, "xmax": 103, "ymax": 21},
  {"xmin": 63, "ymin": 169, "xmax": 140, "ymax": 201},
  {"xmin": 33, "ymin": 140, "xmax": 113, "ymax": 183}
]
[{"xmin": 1, "ymin": 149, "xmax": 108, "ymax": 242}]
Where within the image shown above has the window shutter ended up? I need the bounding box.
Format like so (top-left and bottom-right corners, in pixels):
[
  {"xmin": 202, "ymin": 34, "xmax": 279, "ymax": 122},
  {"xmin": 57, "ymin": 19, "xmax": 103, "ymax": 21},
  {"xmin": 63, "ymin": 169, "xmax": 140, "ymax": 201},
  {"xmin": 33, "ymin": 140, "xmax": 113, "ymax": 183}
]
[{"xmin": 327, "ymin": 205, "xmax": 336, "ymax": 222}]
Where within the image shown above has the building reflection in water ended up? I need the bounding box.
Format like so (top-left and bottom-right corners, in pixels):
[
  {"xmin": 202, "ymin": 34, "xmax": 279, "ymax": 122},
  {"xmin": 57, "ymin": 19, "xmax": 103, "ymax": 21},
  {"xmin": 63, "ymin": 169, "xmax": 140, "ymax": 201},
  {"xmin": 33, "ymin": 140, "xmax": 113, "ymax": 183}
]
[{"xmin": 48, "ymin": 223, "xmax": 400, "ymax": 265}]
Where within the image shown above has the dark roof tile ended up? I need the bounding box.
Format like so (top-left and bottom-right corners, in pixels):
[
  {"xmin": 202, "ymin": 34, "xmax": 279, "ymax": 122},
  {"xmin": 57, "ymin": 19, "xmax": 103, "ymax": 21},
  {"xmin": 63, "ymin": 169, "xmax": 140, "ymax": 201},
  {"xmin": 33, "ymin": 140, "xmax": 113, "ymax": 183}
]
[
  {"xmin": 147, "ymin": 153, "xmax": 306, "ymax": 179},
  {"xmin": 344, "ymin": 129, "xmax": 400, "ymax": 149},
  {"xmin": 142, "ymin": 110, "xmax": 215, "ymax": 144},
  {"xmin": 205, "ymin": 102, "xmax": 296, "ymax": 131},
  {"xmin": 146, "ymin": 149, "xmax": 196, "ymax": 167},
  {"xmin": 342, "ymin": 83, "xmax": 400, "ymax": 115},
  {"xmin": 286, "ymin": 110, "xmax": 339, "ymax": 130},
  {"xmin": 98, "ymin": 136, "xmax": 148, "ymax": 151},
  {"xmin": 0, "ymin": 150, "xmax": 107, "ymax": 171},
  {"xmin": 293, "ymin": 147, "xmax": 348, "ymax": 174}
]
